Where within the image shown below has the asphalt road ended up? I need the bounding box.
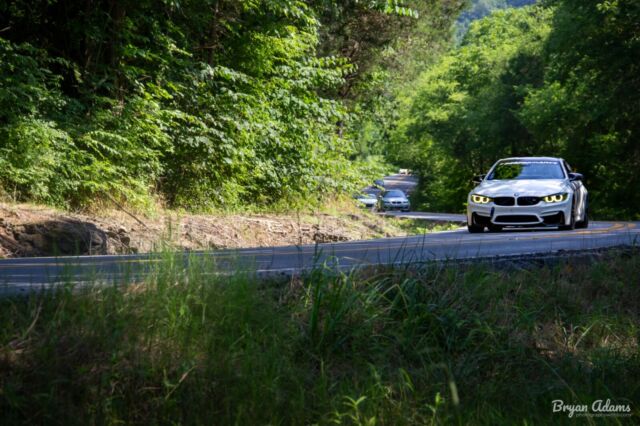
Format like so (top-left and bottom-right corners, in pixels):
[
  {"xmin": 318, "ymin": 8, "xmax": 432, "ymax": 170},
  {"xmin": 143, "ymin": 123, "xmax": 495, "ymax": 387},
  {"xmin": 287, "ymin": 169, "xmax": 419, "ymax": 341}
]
[{"xmin": 1, "ymin": 220, "xmax": 638, "ymax": 295}]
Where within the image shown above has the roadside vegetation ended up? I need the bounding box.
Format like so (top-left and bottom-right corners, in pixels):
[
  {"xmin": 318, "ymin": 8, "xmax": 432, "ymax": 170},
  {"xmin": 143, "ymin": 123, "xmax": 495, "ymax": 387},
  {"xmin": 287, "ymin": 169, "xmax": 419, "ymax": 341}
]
[
  {"xmin": 0, "ymin": 0, "xmax": 462, "ymax": 212},
  {"xmin": 395, "ymin": 219, "xmax": 462, "ymax": 235},
  {"xmin": 1, "ymin": 251, "xmax": 638, "ymax": 424}
]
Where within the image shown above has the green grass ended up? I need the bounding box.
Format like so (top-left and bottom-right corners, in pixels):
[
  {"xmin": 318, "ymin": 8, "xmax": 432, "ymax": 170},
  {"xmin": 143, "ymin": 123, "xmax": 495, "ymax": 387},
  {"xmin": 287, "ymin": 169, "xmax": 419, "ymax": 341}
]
[
  {"xmin": 1, "ymin": 252, "xmax": 639, "ymax": 424},
  {"xmin": 393, "ymin": 218, "xmax": 462, "ymax": 235}
]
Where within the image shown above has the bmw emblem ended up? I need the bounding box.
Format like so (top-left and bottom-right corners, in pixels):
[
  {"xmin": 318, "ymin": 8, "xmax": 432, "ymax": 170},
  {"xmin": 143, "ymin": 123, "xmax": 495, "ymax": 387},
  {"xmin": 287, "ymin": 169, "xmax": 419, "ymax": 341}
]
[{"xmin": 514, "ymin": 193, "xmax": 519, "ymax": 197}]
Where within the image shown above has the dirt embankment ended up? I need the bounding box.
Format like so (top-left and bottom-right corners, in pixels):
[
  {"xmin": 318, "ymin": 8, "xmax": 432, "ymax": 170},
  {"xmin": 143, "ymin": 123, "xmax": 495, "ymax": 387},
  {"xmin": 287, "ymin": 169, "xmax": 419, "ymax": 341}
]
[{"xmin": 0, "ymin": 203, "xmax": 401, "ymax": 258}]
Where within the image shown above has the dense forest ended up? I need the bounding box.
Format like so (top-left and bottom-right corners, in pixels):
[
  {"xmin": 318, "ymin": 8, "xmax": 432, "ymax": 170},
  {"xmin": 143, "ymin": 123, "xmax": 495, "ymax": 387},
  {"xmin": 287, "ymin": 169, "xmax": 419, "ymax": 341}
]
[
  {"xmin": 390, "ymin": 0, "xmax": 640, "ymax": 218},
  {"xmin": 0, "ymin": 0, "xmax": 465, "ymax": 211},
  {"xmin": 1, "ymin": 0, "xmax": 638, "ymax": 218}
]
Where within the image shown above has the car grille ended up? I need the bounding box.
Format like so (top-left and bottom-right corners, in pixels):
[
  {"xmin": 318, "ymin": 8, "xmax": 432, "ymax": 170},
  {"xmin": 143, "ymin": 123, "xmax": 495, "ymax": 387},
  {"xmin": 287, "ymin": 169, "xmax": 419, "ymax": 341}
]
[
  {"xmin": 494, "ymin": 215, "xmax": 540, "ymax": 223},
  {"xmin": 494, "ymin": 197, "xmax": 515, "ymax": 206},
  {"xmin": 517, "ymin": 196, "xmax": 541, "ymax": 206}
]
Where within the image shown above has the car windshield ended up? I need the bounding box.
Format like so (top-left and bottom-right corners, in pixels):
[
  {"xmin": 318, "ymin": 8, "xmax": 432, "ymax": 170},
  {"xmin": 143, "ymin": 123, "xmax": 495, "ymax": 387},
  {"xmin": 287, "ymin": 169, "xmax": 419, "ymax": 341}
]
[
  {"xmin": 384, "ymin": 190, "xmax": 405, "ymax": 198},
  {"xmin": 487, "ymin": 161, "xmax": 565, "ymax": 180}
]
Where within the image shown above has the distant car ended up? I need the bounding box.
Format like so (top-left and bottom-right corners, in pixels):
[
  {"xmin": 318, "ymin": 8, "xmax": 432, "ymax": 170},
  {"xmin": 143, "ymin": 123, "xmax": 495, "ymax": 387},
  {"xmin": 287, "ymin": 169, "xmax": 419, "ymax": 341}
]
[
  {"xmin": 354, "ymin": 192, "xmax": 378, "ymax": 209},
  {"xmin": 373, "ymin": 179, "xmax": 385, "ymax": 189},
  {"xmin": 467, "ymin": 157, "xmax": 588, "ymax": 233},
  {"xmin": 399, "ymin": 169, "xmax": 412, "ymax": 175},
  {"xmin": 378, "ymin": 189, "xmax": 410, "ymax": 212}
]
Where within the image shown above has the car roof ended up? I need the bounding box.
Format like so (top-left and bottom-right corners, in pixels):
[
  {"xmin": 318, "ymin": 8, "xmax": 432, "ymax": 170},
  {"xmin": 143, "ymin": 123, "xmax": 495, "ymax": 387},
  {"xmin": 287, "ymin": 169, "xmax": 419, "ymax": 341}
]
[{"xmin": 498, "ymin": 156, "xmax": 563, "ymax": 162}]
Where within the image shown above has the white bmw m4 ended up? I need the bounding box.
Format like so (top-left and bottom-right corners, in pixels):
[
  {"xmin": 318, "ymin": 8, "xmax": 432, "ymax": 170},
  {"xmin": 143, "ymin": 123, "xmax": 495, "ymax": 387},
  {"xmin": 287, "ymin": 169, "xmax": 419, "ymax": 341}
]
[{"xmin": 467, "ymin": 157, "xmax": 588, "ymax": 233}]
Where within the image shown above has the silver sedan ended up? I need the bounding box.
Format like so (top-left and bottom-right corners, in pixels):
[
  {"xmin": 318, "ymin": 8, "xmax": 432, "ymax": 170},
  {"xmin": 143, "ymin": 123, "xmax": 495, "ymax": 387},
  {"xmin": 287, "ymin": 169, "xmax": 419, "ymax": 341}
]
[
  {"xmin": 467, "ymin": 157, "xmax": 588, "ymax": 233},
  {"xmin": 378, "ymin": 190, "xmax": 411, "ymax": 212},
  {"xmin": 354, "ymin": 192, "xmax": 378, "ymax": 209}
]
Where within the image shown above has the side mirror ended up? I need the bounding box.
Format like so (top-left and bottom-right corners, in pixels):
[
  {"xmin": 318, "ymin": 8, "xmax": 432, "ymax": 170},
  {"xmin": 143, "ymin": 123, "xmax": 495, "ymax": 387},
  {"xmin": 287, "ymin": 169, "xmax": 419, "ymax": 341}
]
[
  {"xmin": 472, "ymin": 174, "xmax": 485, "ymax": 185},
  {"xmin": 569, "ymin": 172, "xmax": 583, "ymax": 181}
]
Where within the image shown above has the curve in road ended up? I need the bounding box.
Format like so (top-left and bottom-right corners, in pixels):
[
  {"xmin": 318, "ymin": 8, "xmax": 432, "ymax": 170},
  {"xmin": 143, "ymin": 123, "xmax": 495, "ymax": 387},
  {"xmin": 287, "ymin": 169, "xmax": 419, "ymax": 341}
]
[{"xmin": 1, "ymin": 220, "xmax": 638, "ymax": 296}]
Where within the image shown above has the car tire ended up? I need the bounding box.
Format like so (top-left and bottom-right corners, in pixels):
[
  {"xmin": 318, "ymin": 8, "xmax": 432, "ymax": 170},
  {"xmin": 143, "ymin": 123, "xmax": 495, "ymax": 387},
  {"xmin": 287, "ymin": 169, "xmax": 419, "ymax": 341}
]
[
  {"xmin": 576, "ymin": 202, "xmax": 589, "ymax": 229},
  {"xmin": 487, "ymin": 224, "xmax": 503, "ymax": 232},
  {"xmin": 468, "ymin": 223, "xmax": 484, "ymax": 233},
  {"xmin": 559, "ymin": 197, "xmax": 576, "ymax": 230},
  {"xmin": 468, "ymin": 215, "xmax": 484, "ymax": 233}
]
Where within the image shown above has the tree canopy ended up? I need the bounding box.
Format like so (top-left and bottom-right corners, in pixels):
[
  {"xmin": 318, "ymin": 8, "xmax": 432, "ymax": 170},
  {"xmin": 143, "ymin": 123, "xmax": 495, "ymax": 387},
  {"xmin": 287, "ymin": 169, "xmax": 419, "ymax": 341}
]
[
  {"xmin": 392, "ymin": 1, "xmax": 640, "ymax": 218},
  {"xmin": 0, "ymin": 0, "xmax": 462, "ymax": 210},
  {"xmin": 2, "ymin": 0, "xmax": 637, "ymax": 219}
]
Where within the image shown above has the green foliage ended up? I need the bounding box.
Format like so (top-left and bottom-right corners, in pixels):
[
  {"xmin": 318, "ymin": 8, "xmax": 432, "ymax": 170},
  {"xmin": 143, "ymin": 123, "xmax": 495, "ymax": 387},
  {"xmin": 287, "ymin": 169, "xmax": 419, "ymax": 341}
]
[
  {"xmin": 454, "ymin": 0, "xmax": 538, "ymax": 42},
  {"xmin": 519, "ymin": 0, "xmax": 640, "ymax": 218},
  {"xmin": 313, "ymin": 0, "xmax": 467, "ymax": 159},
  {"xmin": 391, "ymin": 6, "xmax": 551, "ymax": 212},
  {"xmin": 0, "ymin": 33, "xmax": 171, "ymax": 207},
  {"xmin": 2, "ymin": 0, "xmax": 449, "ymax": 211},
  {"xmin": 394, "ymin": 0, "xmax": 640, "ymax": 218},
  {"xmin": 0, "ymin": 119, "xmax": 71, "ymax": 203},
  {"xmin": 1, "ymin": 252, "xmax": 639, "ymax": 423}
]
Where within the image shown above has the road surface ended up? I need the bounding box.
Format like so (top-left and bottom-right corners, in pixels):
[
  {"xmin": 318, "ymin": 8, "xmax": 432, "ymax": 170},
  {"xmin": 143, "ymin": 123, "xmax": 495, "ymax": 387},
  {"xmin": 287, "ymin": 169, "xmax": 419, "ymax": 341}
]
[{"xmin": 1, "ymin": 220, "xmax": 638, "ymax": 295}]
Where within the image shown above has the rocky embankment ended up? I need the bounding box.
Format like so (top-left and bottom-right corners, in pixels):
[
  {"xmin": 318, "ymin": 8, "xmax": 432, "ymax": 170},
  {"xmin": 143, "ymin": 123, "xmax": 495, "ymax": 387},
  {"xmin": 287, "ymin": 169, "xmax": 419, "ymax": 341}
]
[{"xmin": 0, "ymin": 203, "xmax": 398, "ymax": 258}]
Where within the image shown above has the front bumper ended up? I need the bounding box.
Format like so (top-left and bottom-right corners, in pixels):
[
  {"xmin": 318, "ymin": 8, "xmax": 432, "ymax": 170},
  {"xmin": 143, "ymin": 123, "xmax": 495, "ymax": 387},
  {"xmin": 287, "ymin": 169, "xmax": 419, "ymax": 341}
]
[
  {"xmin": 467, "ymin": 198, "xmax": 572, "ymax": 227},
  {"xmin": 382, "ymin": 202, "xmax": 410, "ymax": 211}
]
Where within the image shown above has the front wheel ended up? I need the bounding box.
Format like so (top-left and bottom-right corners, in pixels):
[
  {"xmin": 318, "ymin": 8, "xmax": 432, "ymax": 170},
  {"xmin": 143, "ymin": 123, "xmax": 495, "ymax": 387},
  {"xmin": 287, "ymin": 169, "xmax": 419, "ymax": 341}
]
[
  {"xmin": 559, "ymin": 198, "xmax": 576, "ymax": 230},
  {"xmin": 576, "ymin": 200, "xmax": 589, "ymax": 229},
  {"xmin": 468, "ymin": 223, "xmax": 484, "ymax": 233}
]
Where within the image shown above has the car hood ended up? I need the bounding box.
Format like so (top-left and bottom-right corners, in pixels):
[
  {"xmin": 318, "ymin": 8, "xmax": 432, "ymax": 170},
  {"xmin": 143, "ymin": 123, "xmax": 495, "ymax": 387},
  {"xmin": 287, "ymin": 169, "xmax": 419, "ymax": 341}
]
[
  {"xmin": 472, "ymin": 179, "xmax": 570, "ymax": 197},
  {"xmin": 383, "ymin": 197, "xmax": 408, "ymax": 202}
]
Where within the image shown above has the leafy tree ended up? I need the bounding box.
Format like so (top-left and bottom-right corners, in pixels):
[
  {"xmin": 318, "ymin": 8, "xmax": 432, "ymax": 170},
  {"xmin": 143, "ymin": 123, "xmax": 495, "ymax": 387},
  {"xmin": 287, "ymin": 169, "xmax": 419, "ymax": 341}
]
[
  {"xmin": 0, "ymin": 0, "xmax": 463, "ymax": 210},
  {"xmin": 455, "ymin": 0, "xmax": 537, "ymax": 41},
  {"xmin": 392, "ymin": 6, "xmax": 551, "ymax": 211},
  {"xmin": 394, "ymin": 0, "xmax": 639, "ymax": 219},
  {"xmin": 519, "ymin": 0, "xmax": 640, "ymax": 218}
]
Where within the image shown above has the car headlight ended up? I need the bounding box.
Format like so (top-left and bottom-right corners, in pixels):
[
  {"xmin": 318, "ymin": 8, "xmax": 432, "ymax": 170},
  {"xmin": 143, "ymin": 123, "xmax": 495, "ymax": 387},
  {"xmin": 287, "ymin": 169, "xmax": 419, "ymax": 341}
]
[
  {"xmin": 471, "ymin": 194, "xmax": 492, "ymax": 204},
  {"xmin": 543, "ymin": 193, "xmax": 568, "ymax": 203}
]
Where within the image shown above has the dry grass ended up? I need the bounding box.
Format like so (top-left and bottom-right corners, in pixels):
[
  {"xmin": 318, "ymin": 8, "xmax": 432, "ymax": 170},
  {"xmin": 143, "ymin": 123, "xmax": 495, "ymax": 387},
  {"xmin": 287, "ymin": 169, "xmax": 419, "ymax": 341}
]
[{"xmin": 1, "ymin": 199, "xmax": 442, "ymax": 258}]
